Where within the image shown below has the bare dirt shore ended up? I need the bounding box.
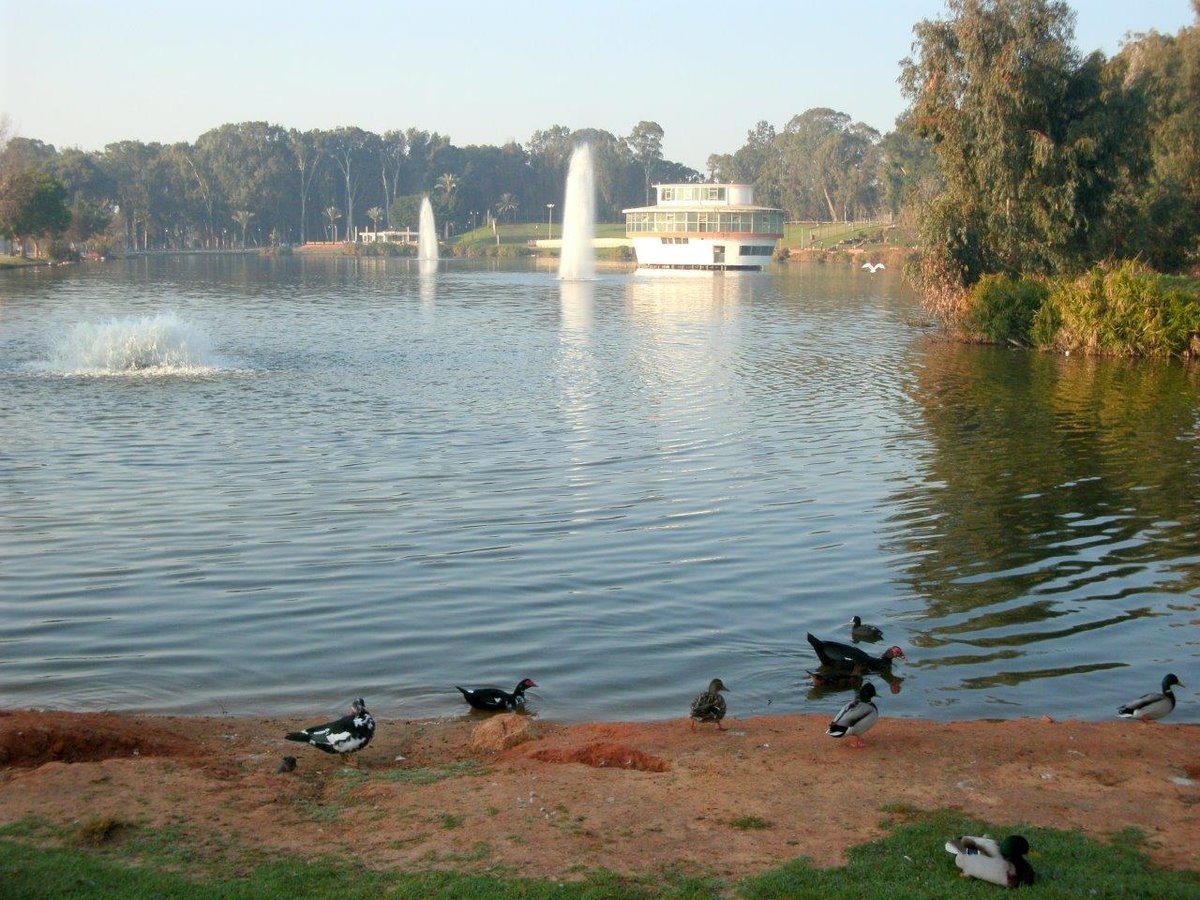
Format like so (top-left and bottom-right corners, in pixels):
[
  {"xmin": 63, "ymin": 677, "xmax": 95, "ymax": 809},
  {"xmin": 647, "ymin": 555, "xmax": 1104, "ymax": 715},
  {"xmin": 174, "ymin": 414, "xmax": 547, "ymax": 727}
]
[{"xmin": 1, "ymin": 709, "xmax": 1197, "ymax": 878}]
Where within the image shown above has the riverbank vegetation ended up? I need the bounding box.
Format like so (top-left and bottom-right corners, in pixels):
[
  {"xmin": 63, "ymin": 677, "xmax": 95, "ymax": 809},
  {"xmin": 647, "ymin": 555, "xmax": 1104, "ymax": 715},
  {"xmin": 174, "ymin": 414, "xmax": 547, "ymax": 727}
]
[{"xmin": 897, "ymin": 0, "xmax": 1200, "ymax": 356}]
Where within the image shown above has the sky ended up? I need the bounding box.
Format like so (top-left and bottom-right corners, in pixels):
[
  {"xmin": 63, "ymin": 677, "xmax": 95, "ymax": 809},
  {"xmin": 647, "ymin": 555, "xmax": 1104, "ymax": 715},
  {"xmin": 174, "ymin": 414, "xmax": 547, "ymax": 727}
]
[{"xmin": 1, "ymin": 0, "xmax": 1195, "ymax": 172}]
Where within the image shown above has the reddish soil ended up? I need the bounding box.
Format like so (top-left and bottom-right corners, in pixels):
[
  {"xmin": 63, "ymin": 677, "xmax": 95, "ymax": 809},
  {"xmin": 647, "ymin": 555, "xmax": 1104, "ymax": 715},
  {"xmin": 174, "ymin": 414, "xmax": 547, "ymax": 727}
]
[{"xmin": 1, "ymin": 709, "xmax": 1197, "ymax": 878}]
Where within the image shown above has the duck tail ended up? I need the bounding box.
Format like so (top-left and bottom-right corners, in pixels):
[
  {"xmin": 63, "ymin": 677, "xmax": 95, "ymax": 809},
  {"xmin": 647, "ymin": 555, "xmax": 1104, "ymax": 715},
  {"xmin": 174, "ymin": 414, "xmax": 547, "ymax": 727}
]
[{"xmin": 285, "ymin": 731, "xmax": 310, "ymax": 743}]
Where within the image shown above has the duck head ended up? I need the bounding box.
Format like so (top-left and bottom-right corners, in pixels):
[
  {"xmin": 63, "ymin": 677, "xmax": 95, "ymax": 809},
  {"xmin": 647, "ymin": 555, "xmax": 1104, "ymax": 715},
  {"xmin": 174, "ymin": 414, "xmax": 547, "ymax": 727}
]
[
  {"xmin": 1163, "ymin": 673, "xmax": 1184, "ymax": 691},
  {"xmin": 515, "ymin": 678, "xmax": 537, "ymax": 692},
  {"xmin": 999, "ymin": 835, "xmax": 1030, "ymax": 859},
  {"xmin": 857, "ymin": 682, "xmax": 877, "ymax": 702},
  {"xmin": 351, "ymin": 698, "xmax": 368, "ymax": 715},
  {"xmin": 708, "ymin": 678, "xmax": 729, "ymax": 694},
  {"xmin": 883, "ymin": 646, "xmax": 907, "ymax": 662}
]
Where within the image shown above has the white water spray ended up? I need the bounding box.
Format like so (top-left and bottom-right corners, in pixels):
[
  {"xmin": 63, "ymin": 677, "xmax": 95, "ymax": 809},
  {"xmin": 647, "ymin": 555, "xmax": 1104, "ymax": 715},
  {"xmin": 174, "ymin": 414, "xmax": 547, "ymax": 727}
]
[
  {"xmin": 558, "ymin": 144, "xmax": 595, "ymax": 281},
  {"xmin": 44, "ymin": 312, "xmax": 221, "ymax": 375},
  {"xmin": 418, "ymin": 196, "xmax": 439, "ymax": 263}
]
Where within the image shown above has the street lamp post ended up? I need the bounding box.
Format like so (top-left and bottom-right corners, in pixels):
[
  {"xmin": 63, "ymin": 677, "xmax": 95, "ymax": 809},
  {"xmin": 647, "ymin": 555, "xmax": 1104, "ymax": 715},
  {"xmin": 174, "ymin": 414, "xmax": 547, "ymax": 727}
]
[{"xmin": 546, "ymin": 203, "xmax": 555, "ymax": 242}]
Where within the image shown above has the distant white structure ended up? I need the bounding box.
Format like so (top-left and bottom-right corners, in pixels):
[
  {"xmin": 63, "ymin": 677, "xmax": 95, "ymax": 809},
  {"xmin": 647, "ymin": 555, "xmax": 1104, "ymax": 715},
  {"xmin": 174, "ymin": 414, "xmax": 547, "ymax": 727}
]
[
  {"xmin": 862, "ymin": 262, "xmax": 886, "ymax": 272},
  {"xmin": 358, "ymin": 230, "xmax": 418, "ymax": 245},
  {"xmin": 623, "ymin": 183, "xmax": 784, "ymax": 271}
]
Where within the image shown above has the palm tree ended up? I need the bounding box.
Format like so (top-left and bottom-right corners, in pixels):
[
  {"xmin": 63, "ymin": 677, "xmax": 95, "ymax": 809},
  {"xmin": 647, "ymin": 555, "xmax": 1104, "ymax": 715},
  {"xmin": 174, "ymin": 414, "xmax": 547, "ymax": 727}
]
[
  {"xmin": 495, "ymin": 193, "xmax": 519, "ymax": 223},
  {"xmin": 434, "ymin": 172, "xmax": 458, "ymax": 203},
  {"xmin": 366, "ymin": 206, "xmax": 384, "ymax": 234},
  {"xmin": 232, "ymin": 210, "xmax": 254, "ymax": 248},
  {"xmin": 324, "ymin": 206, "xmax": 342, "ymax": 242}
]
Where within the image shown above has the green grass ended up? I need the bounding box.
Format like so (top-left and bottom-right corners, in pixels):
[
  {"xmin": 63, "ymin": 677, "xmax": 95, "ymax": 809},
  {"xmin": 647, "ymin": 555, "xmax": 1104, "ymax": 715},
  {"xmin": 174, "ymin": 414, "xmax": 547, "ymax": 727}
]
[{"xmin": 1, "ymin": 809, "xmax": 1197, "ymax": 898}]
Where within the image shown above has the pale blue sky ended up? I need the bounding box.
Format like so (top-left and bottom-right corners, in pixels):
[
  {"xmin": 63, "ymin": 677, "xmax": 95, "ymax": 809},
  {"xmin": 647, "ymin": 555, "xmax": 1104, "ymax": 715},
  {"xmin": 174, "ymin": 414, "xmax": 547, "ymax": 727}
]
[{"xmin": 1, "ymin": 1, "xmax": 1194, "ymax": 171}]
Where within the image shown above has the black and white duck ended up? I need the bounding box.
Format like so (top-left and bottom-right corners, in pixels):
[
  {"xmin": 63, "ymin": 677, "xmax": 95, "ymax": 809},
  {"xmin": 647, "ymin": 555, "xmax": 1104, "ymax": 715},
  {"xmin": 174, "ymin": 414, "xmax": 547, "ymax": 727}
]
[
  {"xmin": 849, "ymin": 615, "xmax": 884, "ymax": 642},
  {"xmin": 945, "ymin": 834, "xmax": 1035, "ymax": 887},
  {"xmin": 456, "ymin": 678, "xmax": 537, "ymax": 712},
  {"xmin": 689, "ymin": 678, "xmax": 729, "ymax": 730},
  {"xmin": 826, "ymin": 681, "xmax": 879, "ymax": 748},
  {"xmin": 807, "ymin": 632, "xmax": 906, "ymax": 673},
  {"xmin": 1117, "ymin": 673, "xmax": 1184, "ymax": 723},
  {"xmin": 285, "ymin": 697, "xmax": 375, "ymax": 761}
]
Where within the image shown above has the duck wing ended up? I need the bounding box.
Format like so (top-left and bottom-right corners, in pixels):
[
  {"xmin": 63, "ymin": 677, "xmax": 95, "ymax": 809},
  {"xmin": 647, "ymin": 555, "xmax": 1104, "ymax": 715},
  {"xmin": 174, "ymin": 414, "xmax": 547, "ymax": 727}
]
[
  {"xmin": 827, "ymin": 697, "xmax": 878, "ymax": 737},
  {"xmin": 690, "ymin": 690, "xmax": 727, "ymax": 722},
  {"xmin": 286, "ymin": 711, "xmax": 375, "ymax": 754},
  {"xmin": 1117, "ymin": 690, "xmax": 1173, "ymax": 719},
  {"xmin": 457, "ymin": 686, "xmax": 512, "ymax": 711}
]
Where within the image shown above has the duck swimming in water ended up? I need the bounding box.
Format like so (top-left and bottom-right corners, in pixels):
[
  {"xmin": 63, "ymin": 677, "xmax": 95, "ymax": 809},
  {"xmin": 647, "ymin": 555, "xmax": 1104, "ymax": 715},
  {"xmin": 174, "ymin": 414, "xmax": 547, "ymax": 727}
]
[
  {"xmin": 1117, "ymin": 673, "xmax": 1183, "ymax": 723},
  {"xmin": 849, "ymin": 615, "xmax": 884, "ymax": 642},
  {"xmin": 456, "ymin": 678, "xmax": 537, "ymax": 712},
  {"xmin": 807, "ymin": 632, "xmax": 906, "ymax": 673},
  {"xmin": 690, "ymin": 678, "xmax": 729, "ymax": 730}
]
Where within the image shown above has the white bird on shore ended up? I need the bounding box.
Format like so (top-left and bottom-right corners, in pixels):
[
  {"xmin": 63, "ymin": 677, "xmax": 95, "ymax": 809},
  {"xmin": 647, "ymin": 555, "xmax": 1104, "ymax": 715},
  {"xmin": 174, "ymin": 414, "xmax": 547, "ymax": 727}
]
[{"xmin": 862, "ymin": 262, "xmax": 886, "ymax": 273}]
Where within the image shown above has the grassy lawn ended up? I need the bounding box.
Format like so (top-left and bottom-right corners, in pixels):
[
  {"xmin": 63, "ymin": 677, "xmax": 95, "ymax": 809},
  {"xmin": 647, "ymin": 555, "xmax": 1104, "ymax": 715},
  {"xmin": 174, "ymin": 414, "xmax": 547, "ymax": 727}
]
[
  {"xmin": 0, "ymin": 254, "xmax": 49, "ymax": 269},
  {"xmin": 2, "ymin": 809, "xmax": 1195, "ymax": 899},
  {"xmin": 454, "ymin": 222, "xmax": 628, "ymax": 254}
]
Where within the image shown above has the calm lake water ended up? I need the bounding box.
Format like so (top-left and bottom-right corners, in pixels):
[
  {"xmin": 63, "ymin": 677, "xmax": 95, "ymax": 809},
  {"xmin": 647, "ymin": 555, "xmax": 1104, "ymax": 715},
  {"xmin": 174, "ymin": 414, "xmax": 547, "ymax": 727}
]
[{"xmin": 1, "ymin": 256, "xmax": 1197, "ymax": 724}]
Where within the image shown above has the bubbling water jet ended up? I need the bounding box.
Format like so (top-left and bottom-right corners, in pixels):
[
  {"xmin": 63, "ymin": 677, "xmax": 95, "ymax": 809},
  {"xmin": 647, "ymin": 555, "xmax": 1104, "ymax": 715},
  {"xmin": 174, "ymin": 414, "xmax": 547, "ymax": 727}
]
[
  {"xmin": 558, "ymin": 144, "xmax": 595, "ymax": 281},
  {"xmin": 419, "ymin": 196, "xmax": 439, "ymax": 263}
]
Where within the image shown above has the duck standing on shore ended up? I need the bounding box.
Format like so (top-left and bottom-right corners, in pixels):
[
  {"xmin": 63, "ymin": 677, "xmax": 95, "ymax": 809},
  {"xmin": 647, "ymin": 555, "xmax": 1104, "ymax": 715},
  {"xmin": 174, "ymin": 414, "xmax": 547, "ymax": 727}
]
[
  {"xmin": 945, "ymin": 834, "xmax": 1035, "ymax": 887},
  {"xmin": 690, "ymin": 678, "xmax": 729, "ymax": 730},
  {"xmin": 285, "ymin": 697, "xmax": 375, "ymax": 762},
  {"xmin": 456, "ymin": 678, "xmax": 537, "ymax": 712},
  {"xmin": 826, "ymin": 682, "xmax": 879, "ymax": 748},
  {"xmin": 1117, "ymin": 673, "xmax": 1183, "ymax": 723}
]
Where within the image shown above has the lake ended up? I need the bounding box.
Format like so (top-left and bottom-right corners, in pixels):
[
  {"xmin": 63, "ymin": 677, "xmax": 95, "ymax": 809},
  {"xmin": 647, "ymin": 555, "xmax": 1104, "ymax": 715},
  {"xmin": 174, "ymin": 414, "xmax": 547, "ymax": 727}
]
[{"xmin": 1, "ymin": 255, "xmax": 1196, "ymax": 724}]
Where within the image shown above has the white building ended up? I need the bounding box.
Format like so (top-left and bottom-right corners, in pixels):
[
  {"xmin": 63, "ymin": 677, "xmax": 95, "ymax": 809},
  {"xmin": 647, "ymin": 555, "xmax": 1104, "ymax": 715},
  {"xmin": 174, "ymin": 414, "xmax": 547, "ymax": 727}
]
[{"xmin": 623, "ymin": 184, "xmax": 784, "ymax": 270}]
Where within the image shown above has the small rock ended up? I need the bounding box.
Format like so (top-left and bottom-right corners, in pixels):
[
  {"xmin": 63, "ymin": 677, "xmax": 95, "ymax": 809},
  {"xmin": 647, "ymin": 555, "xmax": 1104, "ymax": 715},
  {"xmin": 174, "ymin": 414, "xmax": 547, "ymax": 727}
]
[{"xmin": 276, "ymin": 756, "xmax": 297, "ymax": 774}]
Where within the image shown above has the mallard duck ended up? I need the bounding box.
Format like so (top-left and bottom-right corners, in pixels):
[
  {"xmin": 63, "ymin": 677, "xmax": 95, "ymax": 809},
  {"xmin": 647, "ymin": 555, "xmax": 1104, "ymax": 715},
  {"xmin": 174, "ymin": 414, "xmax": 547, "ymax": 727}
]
[
  {"xmin": 826, "ymin": 682, "xmax": 879, "ymax": 748},
  {"xmin": 690, "ymin": 678, "xmax": 729, "ymax": 730},
  {"xmin": 807, "ymin": 632, "xmax": 906, "ymax": 673},
  {"xmin": 945, "ymin": 834, "xmax": 1035, "ymax": 887},
  {"xmin": 285, "ymin": 698, "xmax": 375, "ymax": 761},
  {"xmin": 850, "ymin": 615, "xmax": 884, "ymax": 642},
  {"xmin": 1117, "ymin": 673, "xmax": 1183, "ymax": 723},
  {"xmin": 456, "ymin": 678, "xmax": 537, "ymax": 712}
]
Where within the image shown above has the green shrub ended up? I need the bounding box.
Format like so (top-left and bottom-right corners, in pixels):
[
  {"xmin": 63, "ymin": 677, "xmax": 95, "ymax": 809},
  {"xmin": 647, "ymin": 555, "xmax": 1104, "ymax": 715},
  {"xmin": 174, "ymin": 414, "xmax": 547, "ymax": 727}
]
[
  {"xmin": 963, "ymin": 273, "xmax": 1049, "ymax": 344},
  {"xmin": 1032, "ymin": 262, "xmax": 1200, "ymax": 357}
]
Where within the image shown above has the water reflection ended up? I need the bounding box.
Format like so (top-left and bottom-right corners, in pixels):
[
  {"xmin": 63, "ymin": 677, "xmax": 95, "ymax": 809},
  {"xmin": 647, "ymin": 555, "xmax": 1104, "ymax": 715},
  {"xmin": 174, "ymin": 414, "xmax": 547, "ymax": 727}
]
[{"xmin": 890, "ymin": 341, "xmax": 1200, "ymax": 703}]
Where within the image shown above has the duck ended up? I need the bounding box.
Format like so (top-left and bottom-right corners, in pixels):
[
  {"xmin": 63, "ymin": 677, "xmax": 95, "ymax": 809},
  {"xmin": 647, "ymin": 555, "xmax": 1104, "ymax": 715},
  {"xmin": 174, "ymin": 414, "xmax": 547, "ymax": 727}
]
[
  {"xmin": 456, "ymin": 678, "xmax": 537, "ymax": 712},
  {"xmin": 285, "ymin": 697, "xmax": 375, "ymax": 761},
  {"xmin": 850, "ymin": 615, "xmax": 884, "ymax": 642},
  {"xmin": 690, "ymin": 678, "xmax": 729, "ymax": 730},
  {"xmin": 807, "ymin": 632, "xmax": 906, "ymax": 673},
  {"xmin": 826, "ymin": 682, "xmax": 879, "ymax": 748},
  {"xmin": 945, "ymin": 834, "xmax": 1035, "ymax": 887},
  {"xmin": 1117, "ymin": 673, "xmax": 1183, "ymax": 723}
]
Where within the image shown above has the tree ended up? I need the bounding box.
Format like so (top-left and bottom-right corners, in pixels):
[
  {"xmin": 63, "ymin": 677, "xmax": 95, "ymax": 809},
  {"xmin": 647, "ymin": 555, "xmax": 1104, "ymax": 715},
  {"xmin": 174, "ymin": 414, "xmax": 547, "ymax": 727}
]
[
  {"xmin": 232, "ymin": 210, "xmax": 253, "ymax": 247},
  {"xmin": 366, "ymin": 205, "xmax": 384, "ymax": 233},
  {"xmin": 324, "ymin": 205, "xmax": 341, "ymax": 242},
  {"xmin": 900, "ymin": 0, "xmax": 1141, "ymax": 291},
  {"xmin": 326, "ymin": 126, "xmax": 372, "ymax": 241},
  {"xmin": 494, "ymin": 192, "xmax": 518, "ymax": 222},
  {"xmin": 625, "ymin": 120, "xmax": 664, "ymax": 204},
  {"xmin": 0, "ymin": 168, "xmax": 71, "ymax": 256},
  {"xmin": 288, "ymin": 129, "xmax": 323, "ymax": 245},
  {"xmin": 434, "ymin": 172, "xmax": 459, "ymax": 219}
]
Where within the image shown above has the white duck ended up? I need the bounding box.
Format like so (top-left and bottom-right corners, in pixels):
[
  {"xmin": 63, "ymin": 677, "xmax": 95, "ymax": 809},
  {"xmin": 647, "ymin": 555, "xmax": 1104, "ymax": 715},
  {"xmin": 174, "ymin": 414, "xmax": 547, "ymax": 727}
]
[{"xmin": 945, "ymin": 834, "xmax": 1035, "ymax": 887}]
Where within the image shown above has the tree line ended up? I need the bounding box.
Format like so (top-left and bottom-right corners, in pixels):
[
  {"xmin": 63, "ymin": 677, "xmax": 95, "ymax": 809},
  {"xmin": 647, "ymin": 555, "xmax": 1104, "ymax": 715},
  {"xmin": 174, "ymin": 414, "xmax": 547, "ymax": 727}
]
[{"xmin": 2, "ymin": 0, "xmax": 1197, "ymax": 290}]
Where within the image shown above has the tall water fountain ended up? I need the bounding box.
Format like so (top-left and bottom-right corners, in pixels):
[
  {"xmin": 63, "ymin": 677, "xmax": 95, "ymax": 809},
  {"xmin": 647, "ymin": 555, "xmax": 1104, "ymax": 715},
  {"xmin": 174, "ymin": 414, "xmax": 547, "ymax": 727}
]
[
  {"xmin": 418, "ymin": 196, "xmax": 439, "ymax": 264},
  {"xmin": 558, "ymin": 144, "xmax": 595, "ymax": 281}
]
